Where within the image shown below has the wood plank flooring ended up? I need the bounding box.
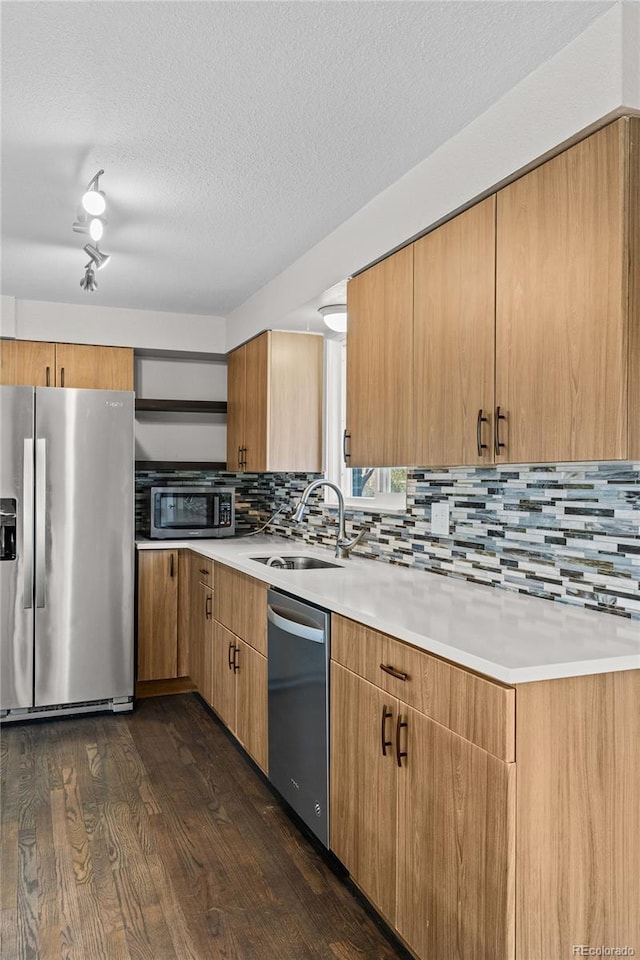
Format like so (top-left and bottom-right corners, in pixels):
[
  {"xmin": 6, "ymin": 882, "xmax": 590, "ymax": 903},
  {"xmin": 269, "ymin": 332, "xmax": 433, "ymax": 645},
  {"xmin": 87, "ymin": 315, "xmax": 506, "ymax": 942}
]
[{"xmin": 0, "ymin": 695, "xmax": 408, "ymax": 960}]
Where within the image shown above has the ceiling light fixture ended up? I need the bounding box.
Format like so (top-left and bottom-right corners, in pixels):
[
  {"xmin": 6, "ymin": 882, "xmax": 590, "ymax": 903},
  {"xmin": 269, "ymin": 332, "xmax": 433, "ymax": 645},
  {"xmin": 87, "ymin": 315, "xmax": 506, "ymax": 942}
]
[
  {"xmin": 81, "ymin": 169, "xmax": 106, "ymax": 215},
  {"xmin": 83, "ymin": 243, "xmax": 111, "ymax": 270},
  {"xmin": 319, "ymin": 304, "xmax": 347, "ymax": 334}
]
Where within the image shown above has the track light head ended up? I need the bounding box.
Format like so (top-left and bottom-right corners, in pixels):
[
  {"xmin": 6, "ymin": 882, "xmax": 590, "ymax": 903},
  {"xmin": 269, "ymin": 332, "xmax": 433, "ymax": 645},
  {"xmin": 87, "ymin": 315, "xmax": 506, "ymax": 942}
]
[
  {"xmin": 83, "ymin": 243, "xmax": 110, "ymax": 270},
  {"xmin": 80, "ymin": 262, "xmax": 98, "ymax": 292},
  {"xmin": 81, "ymin": 169, "xmax": 106, "ymax": 215}
]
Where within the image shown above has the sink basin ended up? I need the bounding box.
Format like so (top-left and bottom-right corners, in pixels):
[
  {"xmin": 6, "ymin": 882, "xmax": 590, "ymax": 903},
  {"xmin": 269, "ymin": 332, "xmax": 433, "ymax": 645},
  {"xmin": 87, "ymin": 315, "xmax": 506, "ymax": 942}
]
[{"xmin": 251, "ymin": 555, "xmax": 342, "ymax": 570}]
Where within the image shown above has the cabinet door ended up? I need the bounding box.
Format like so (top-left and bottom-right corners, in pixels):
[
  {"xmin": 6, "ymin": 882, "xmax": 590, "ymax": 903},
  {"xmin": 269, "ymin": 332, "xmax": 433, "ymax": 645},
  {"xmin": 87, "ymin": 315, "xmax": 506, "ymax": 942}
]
[
  {"xmin": 226, "ymin": 345, "xmax": 246, "ymax": 470},
  {"xmin": 243, "ymin": 333, "xmax": 269, "ymax": 472},
  {"xmin": 330, "ymin": 663, "xmax": 398, "ymax": 925},
  {"xmin": 396, "ymin": 707, "xmax": 515, "ymax": 960},
  {"xmin": 200, "ymin": 587, "xmax": 214, "ymax": 705},
  {"xmin": 0, "ymin": 339, "xmax": 56, "ymax": 386},
  {"xmin": 214, "ymin": 564, "xmax": 267, "ymax": 655},
  {"xmin": 346, "ymin": 245, "xmax": 414, "ymax": 467},
  {"xmin": 496, "ymin": 119, "xmax": 628, "ymax": 462},
  {"xmin": 55, "ymin": 343, "xmax": 134, "ymax": 390},
  {"xmin": 177, "ymin": 550, "xmax": 192, "ymax": 678},
  {"xmin": 268, "ymin": 332, "xmax": 323, "ymax": 472},
  {"xmin": 211, "ymin": 621, "xmax": 237, "ymax": 729},
  {"xmin": 137, "ymin": 550, "xmax": 178, "ymax": 681},
  {"xmin": 414, "ymin": 197, "xmax": 496, "ymax": 466},
  {"xmin": 235, "ymin": 639, "xmax": 268, "ymax": 774}
]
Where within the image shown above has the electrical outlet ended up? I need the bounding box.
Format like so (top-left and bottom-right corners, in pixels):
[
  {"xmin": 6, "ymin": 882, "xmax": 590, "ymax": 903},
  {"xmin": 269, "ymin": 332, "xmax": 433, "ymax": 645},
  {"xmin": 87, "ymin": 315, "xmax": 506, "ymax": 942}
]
[{"xmin": 431, "ymin": 501, "xmax": 450, "ymax": 537}]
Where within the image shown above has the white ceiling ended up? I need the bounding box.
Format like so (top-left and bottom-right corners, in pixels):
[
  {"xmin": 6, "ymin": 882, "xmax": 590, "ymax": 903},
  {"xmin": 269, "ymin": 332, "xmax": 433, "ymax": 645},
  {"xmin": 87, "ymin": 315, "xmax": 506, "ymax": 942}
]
[{"xmin": 1, "ymin": 1, "xmax": 613, "ymax": 319}]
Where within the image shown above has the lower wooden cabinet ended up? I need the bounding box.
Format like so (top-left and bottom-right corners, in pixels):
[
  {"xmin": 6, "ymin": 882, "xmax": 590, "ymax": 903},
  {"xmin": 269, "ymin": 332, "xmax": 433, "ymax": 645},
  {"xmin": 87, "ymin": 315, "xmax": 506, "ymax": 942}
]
[
  {"xmin": 137, "ymin": 549, "xmax": 179, "ymax": 681},
  {"xmin": 209, "ymin": 620, "xmax": 268, "ymax": 773}
]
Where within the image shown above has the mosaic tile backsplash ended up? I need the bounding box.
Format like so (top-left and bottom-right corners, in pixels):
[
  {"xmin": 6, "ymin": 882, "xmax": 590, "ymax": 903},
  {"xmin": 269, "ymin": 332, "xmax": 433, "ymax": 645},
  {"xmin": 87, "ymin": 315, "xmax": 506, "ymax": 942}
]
[{"xmin": 136, "ymin": 463, "xmax": 640, "ymax": 620}]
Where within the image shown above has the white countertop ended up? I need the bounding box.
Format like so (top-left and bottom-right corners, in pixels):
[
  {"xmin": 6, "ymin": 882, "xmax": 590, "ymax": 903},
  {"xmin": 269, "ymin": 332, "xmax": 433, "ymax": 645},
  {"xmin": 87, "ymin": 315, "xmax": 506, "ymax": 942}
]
[{"xmin": 137, "ymin": 535, "xmax": 640, "ymax": 685}]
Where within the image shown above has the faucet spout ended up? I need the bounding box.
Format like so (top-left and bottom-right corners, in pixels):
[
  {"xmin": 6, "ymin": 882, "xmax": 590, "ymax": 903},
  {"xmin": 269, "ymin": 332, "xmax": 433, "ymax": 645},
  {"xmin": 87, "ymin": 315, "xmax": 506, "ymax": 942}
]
[{"xmin": 292, "ymin": 479, "xmax": 365, "ymax": 559}]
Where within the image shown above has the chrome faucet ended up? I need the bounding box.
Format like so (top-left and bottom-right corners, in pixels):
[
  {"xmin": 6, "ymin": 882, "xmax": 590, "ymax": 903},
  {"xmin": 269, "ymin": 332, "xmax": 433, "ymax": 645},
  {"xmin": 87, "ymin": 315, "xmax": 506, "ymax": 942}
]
[{"xmin": 292, "ymin": 479, "xmax": 365, "ymax": 560}]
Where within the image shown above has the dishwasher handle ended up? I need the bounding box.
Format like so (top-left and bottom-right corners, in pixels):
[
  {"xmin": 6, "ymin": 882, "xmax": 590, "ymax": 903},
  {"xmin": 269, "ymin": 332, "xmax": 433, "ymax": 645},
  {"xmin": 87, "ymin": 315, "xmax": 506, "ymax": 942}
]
[{"xmin": 267, "ymin": 604, "xmax": 325, "ymax": 644}]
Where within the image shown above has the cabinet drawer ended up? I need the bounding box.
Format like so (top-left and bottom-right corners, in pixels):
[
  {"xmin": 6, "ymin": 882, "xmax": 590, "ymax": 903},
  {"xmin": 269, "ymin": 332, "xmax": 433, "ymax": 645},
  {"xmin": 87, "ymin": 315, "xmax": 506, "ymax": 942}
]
[
  {"xmin": 214, "ymin": 563, "xmax": 267, "ymax": 655},
  {"xmin": 191, "ymin": 552, "xmax": 213, "ymax": 590},
  {"xmin": 331, "ymin": 614, "xmax": 515, "ymax": 761}
]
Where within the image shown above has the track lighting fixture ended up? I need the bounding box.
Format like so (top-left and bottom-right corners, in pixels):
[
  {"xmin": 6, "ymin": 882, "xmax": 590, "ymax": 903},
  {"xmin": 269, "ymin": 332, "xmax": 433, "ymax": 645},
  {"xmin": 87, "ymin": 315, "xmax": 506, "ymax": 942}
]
[{"xmin": 74, "ymin": 169, "xmax": 111, "ymax": 290}]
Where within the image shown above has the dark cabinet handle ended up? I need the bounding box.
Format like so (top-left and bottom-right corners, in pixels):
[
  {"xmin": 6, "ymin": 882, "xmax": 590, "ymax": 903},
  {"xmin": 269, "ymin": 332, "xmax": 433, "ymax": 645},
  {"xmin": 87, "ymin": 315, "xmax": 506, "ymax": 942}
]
[
  {"xmin": 205, "ymin": 595, "xmax": 212, "ymax": 619},
  {"xmin": 476, "ymin": 409, "xmax": 488, "ymax": 457},
  {"xmin": 233, "ymin": 645, "xmax": 240, "ymax": 673},
  {"xmin": 169, "ymin": 553, "xmax": 174, "ymax": 578},
  {"xmin": 238, "ymin": 446, "xmax": 243, "ymax": 469},
  {"xmin": 242, "ymin": 447, "xmax": 247, "ymax": 469},
  {"xmin": 381, "ymin": 705, "xmax": 393, "ymax": 756},
  {"xmin": 494, "ymin": 406, "xmax": 506, "ymax": 456},
  {"xmin": 228, "ymin": 641, "xmax": 234, "ymax": 670},
  {"xmin": 45, "ymin": 366, "xmax": 50, "ymax": 387},
  {"xmin": 396, "ymin": 714, "xmax": 408, "ymax": 768},
  {"xmin": 343, "ymin": 429, "xmax": 351, "ymax": 464},
  {"xmin": 60, "ymin": 367, "xmax": 65, "ymax": 388},
  {"xmin": 380, "ymin": 663, "xmax": 409, "ymax": 682},
  {"xmin": 199, "ymin": 568, "xmax": 209, "ymax": 576}
]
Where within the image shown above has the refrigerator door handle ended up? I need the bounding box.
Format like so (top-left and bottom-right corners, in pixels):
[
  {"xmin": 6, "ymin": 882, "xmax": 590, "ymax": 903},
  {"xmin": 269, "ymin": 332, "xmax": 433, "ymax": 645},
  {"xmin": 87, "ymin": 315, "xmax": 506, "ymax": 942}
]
[
  {"xmin": 22, "ymin": 438, "xmax": 34, "ymax": 609},
  {"xmin": 35, "ymin": 438, "xmax": 46, "ymax": 609}
]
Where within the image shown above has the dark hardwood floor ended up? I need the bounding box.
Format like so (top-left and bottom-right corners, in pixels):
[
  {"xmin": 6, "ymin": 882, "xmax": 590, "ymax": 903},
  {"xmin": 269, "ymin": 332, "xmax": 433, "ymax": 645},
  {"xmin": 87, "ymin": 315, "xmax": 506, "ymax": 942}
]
[{"xmin": 0, "ymin": 695, "xmax": 407, "ymax": 960}]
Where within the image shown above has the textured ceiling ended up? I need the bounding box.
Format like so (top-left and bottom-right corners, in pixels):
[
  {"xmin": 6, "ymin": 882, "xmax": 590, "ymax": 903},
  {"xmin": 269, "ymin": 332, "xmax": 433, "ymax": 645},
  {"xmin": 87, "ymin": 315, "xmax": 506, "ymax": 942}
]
[{"xmin": 1, "ymin": 1, "xmax": 612, "ymax": 318}]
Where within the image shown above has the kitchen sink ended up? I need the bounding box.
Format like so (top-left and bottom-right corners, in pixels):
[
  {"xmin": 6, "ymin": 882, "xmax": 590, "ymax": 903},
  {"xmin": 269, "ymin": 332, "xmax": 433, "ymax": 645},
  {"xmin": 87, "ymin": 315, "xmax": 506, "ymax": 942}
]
[{"xmin": 251, "ymin": 555, "xmax": 342, "ymax": 570}]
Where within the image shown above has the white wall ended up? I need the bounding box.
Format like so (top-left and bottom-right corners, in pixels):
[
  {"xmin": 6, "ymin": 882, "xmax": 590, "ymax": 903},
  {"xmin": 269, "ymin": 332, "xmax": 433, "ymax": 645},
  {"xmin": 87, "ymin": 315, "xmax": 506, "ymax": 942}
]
[
  {"xmin": 0, "ymin": 296, "xmax": 16, "ymax": 338},
  {"xmin": 13, "ymin": 298, "xmax": 226, "ymax": 353},
  {"xmin": 226, "ymin": 3, "xmax": 640, "ymax": 350}
]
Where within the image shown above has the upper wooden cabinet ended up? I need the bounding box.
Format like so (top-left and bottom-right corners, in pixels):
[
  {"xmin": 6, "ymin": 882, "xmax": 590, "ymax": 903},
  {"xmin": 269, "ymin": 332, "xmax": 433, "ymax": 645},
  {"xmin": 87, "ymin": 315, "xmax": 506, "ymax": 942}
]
[
  {"xmin": 226, "ymin": 330, "xmax": 323, "ymax": 472},
  {"xmin": 414, "ymin": 196, "xmax": 496, "ymax": 466},
  {"xmin": 0, "ymin": 339, "xmax": 56, "ymax": 386},
  {"xmin": 0, "ymin": 339, "xmax": 134, "ymax": 391},
  {"xmin": 496, "ymin": 118, "xmax": 636, "ymax": 463},
  {"xmin": 346, "ymin": 116, "xmax": 640, "ymax": 467},
  {"xmin": 346, "ymin": 245, "xmax": 414, "ymax": 467},
  {"xmin": 54, "ymin": 343, "xmax": 134, "ymax": 390}
]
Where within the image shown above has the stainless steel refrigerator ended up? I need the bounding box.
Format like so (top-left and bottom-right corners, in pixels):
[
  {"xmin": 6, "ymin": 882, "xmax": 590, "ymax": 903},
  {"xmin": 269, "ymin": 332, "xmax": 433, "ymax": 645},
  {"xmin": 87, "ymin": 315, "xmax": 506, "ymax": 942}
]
[{"xmin": 0, "ymin": 385, "xmax": 134, "ymax": 721}]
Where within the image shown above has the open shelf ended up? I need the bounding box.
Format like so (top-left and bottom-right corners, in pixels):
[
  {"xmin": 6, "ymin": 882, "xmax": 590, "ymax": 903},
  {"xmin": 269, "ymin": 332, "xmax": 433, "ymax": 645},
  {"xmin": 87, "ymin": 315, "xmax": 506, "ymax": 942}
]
[
  {"xmin": 135, "ymin": 399, "xmax": 227, "ymax": 415},
  {"xmin": 135, "ymin": 460, "xmax": 228, "ymax": 472}
]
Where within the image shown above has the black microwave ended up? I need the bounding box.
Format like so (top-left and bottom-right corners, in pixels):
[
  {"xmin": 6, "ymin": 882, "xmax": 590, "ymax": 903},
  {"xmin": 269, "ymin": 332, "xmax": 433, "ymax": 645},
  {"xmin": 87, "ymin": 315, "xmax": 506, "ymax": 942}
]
[{"xmin": 149, "ymin": 486, "xmax": 235, "ymax": 539}]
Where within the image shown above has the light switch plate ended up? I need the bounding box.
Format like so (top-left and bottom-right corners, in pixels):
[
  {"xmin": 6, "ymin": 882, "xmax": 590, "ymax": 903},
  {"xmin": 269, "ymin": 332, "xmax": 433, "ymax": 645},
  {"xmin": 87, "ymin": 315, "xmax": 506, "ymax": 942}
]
[{"xmin": 431, "ymin": 500, "xmax": 450, "ymax": 537}]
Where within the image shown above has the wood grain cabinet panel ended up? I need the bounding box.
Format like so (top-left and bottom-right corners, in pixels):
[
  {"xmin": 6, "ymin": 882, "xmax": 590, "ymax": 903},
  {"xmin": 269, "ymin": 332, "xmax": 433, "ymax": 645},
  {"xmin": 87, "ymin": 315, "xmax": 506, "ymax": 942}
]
[
  {"xmin": 211, "ymin": 621, "xmax": 237, "ymax": 729},
  {"xmin": 55, "ymin": 342, "xmax": 134, "ymax": 390},
  {"xmin": 226, "ymin": 330, "xmax": 323, "ymax": 472},
  {"xmin": 496, "ymin": 119, "xmax": 630, "ymax": 463},
  {"xmin": 346, "ymin": 245, "xmax": 414, "ymax": 467},
  {"xmin": 137, "ymin": 550, "xmax": 178, "ymax": 681},
  {"xmin": 0, "ymin": 339, "xmax": 56, "ymax": 386},
  {"xmin": 330, "ymin": 662, "xmax": 398, "ymax": 925},
  {"xmin": 235, "ymin": 640, "xmax": 268, "ymax": 774},
  {"xmin": 414, "ymin": 196, "xmax": 496, "ymax": 466},
  {"xmin": 331, "ymin": 614, "xmax": 515, "ymax": 761},
  {"xmin": 396, "ymin": 707, "xmax": 515, "ymax": 960},
  {"xmin": 214, "ymin": 564, "xmax": 267, "ymax": 655}
]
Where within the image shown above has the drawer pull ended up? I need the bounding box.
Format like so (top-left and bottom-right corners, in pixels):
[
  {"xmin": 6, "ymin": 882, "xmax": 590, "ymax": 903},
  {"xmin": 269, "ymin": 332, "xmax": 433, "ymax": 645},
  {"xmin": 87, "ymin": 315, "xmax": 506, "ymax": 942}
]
[
  {"xmin": 380, "ymin": 663, "xmax": 409, "ymax": 682},
  {"xmin": 228, "ymin": 641, "xmax": 234, "ymax": 670},
  {"xmin": 199, "ymin": 567, "xmax": 209, "ymax": 576},
  {"xmin": 381, "ymin": 705, "xmax": 393, "ymax": 757},
  {"xmin": 205, "ymin": 595, "xmax": 212, "ymax": 619},
  {"xmin": 396, "ymin": 714, "xmax": 408, "ymax": 768},
  {"xmin": 233, "ymin": 645, "xmax": 240, "ymax": 673}
]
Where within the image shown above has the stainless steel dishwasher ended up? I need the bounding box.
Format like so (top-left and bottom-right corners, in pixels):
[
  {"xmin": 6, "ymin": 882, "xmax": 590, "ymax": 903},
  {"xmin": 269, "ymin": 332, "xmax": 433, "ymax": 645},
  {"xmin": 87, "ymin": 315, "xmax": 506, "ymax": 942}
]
[{"xmin": 267, "ymin": 589, "xmax": 330, "ymax": 847}]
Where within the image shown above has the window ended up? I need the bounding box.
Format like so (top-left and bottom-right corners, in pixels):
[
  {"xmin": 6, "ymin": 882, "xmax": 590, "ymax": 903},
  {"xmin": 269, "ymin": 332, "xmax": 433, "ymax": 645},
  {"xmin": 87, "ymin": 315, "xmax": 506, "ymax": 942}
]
[{"xmin": 325, "ymin": 338, "xmax": 407, "ymax": 512}]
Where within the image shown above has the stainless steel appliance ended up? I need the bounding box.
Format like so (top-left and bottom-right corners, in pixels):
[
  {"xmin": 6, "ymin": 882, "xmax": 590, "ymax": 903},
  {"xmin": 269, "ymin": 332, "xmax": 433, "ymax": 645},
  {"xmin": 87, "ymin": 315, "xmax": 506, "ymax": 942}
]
[
  {"xmin": 148, "ymin": 485, "xmax": 235, "ymax": 539},
  {"xmin": 0, "ymin": 385, "xmax": 134, "ymax": 722},
  {"xmin": 267, "ymin": 589, "xmax": 330, "ymax": 846}
]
